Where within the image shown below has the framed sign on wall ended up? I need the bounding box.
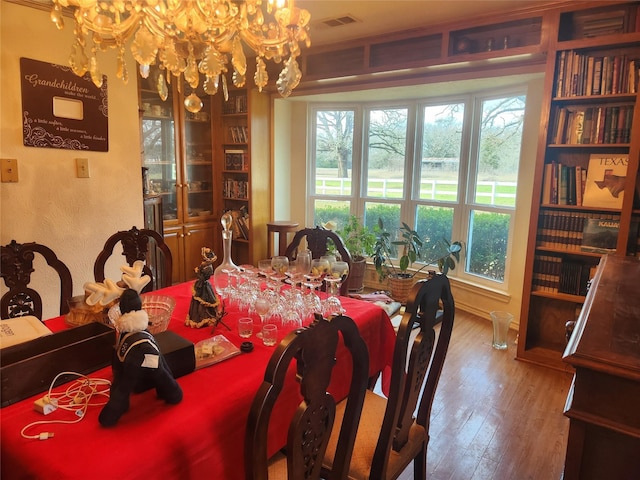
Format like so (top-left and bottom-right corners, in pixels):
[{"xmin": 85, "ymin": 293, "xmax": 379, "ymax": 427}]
[{"xmin": 20, "ymin": 57, "xmax": 108, "ymax": 151}]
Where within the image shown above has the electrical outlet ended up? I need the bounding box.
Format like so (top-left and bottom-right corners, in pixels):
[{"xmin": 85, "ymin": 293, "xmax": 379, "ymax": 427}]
[
  {"xmin": 1, "ymin": 158, "xmax": 19, "ymax": 182},
  {"xmin": 76, "ymin": 158, "xmax": 90, "ymax": 178}
]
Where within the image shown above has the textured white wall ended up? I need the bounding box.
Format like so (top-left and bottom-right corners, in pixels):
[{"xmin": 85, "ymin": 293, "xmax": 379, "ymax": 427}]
[{"xmin": 1, "ymin": 3, "xmax": 143, "ymax": 320}]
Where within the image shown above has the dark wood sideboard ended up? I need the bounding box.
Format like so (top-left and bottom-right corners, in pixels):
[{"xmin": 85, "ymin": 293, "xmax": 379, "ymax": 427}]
[{"xmin": 562, "ymin": 255, "xmax": 640, "ymax": 479}]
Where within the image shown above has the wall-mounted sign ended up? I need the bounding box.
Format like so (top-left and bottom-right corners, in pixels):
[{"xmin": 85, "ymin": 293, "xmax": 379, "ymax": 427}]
[{"xmin": 20, "ymin": 57, "xmax": 108, "ymax": 151}]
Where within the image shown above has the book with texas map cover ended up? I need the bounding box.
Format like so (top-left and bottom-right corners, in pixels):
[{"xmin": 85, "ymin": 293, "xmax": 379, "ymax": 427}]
[{"xmin": 582, "ymin": 153, "xmax": 628, "ymax": 209}]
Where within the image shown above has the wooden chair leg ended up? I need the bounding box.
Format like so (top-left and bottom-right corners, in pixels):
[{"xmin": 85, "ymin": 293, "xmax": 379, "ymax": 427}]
[{"xmin": 413, "ymin": 445, "xmax": 428, "ymax": 480}]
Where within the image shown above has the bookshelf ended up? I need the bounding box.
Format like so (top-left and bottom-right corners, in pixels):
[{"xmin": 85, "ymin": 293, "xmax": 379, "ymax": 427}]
[
  {"xmin": 517, "ymin": 2, "xmax": 640, "ymax": 371},
  {"xmin": 214, "ymin": 87, "xmax": 269, "ymax": 266}
]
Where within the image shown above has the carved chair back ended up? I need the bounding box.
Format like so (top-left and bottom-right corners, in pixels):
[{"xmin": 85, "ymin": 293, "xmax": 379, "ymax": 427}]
[
  {"xmin": 373, "ymin": 274, "xmax": 455, "ymax": 478},
  {"xmin": 93, "ymin": 226, "xmax": 172, "ymax": 293},
  {"xmin": 245, "ymin": 313, "xmax": 369, "ymax": 480},
  {"xmin": 284, "ymin": 226, "xmax": 353, "ymax": 296},
  {"xmin": 1, "ymin": 240, "xmax": 73, "ymax": 319}
]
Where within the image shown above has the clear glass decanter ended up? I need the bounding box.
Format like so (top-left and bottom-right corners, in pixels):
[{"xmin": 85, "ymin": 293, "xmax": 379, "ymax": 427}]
[{"xmin": 213, "ymin": 212, "xmax": 238, "ymax": 298}]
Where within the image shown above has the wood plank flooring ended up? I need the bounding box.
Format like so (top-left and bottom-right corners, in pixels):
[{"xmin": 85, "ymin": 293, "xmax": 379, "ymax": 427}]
[{"xmin": 396, "ymin": 310, "xmax": 574, "ymax": 480}]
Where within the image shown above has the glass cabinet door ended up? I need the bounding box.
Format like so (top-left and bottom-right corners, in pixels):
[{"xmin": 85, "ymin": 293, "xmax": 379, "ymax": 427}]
[
  {"xmin": 141, "ymin": 73, "xmax": 179, "ymax": 221},
  {"xmin": 183, "ymin": 92, "xmax": 214, "ymax": 220}
]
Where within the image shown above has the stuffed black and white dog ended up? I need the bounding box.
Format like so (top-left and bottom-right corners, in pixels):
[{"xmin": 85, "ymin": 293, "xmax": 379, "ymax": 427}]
[{"xmin": 99, "ymin": 289, "xmax": 183, "ymax": 427}]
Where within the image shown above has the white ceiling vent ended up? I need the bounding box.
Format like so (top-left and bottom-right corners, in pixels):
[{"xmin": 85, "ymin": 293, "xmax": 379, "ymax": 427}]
[{"xmin": 319, "ymin": 15, "xmax": 361, "ymax": 28}]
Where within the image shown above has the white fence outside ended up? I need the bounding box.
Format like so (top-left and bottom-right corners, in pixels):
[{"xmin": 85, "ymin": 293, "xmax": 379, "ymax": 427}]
[{"xmin": 315, "ymin": 177, "xmax": 516, "ymax": 204}]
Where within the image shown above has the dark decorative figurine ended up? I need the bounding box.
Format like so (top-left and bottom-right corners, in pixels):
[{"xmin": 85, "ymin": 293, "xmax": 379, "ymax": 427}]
[{"xmin": 185, "ymin": 247, "xmax": 226, "ymax": 329}]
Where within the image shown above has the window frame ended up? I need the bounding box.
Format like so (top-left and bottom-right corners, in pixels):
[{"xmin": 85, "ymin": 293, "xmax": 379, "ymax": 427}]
[{"xmin": 307, "ymin": 85, "xmax": 528, "ymax": 291}]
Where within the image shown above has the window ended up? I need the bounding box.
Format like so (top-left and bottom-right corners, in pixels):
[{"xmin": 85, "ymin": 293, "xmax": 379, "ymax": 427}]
[{"xmin": 309, "ymin": 89, "xmax": 526, "ymax": 287}]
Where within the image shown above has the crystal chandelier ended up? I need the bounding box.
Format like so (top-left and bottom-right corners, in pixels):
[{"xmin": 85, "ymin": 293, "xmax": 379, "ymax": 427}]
[{"xmin": 50, "ymin": 0, "xmax": 311, "ymax": 111}]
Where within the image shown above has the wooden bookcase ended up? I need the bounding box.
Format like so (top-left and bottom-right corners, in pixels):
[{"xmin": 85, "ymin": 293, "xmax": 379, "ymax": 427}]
[
  {"xmin": 517, "ymin": 2, "xmax": 640, "ymax": 370},
  {"xmin": 213, "ymin": 87, "xmax": 270, "ymax": 266}
]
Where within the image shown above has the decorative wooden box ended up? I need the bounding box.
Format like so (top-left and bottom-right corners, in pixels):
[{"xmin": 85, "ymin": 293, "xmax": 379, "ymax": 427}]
[{"xmin": 0, "ymin": 322, "xmax": 115, "ymax": 407}]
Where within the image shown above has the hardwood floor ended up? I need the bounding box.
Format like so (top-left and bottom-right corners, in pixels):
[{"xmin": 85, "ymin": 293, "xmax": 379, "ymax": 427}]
[{"xmin": 396, "ymin": 310, "xmax": 574, "ymax": 480}]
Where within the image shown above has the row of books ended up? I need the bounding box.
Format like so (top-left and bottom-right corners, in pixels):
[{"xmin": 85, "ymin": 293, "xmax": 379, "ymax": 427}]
[
  {"xmin": 226, "ymin": 208, "xmax": 250, "ymax": 240},
  {"xmin": 223, "ymin": 178, "xmax": 248, "ymax": 200},
  {"xmin": 228, "ymin": 125, "xmax": 248, "ymax": 143},
  {"xmin": 542, "ymin": 154, "xmax": 629, "ymax": 208},
  {"xmin": 550, "ymin": 105, "xmax": 634, "ymax": 145},
  {"xmin": 224, "ymin": 150, "xmax": 248, "ymax": 171},
  {"xmin": 541, "ymin": 162, "xmax": 586, "ymax": 206},
  {"xmin": 536, "ymin": 211, "xmax": 620, "ymax": 251},
  {"xmin": 555, "ymin": 51, "xmax": 639, "ymax": 98},
  {"xmin": 532, "ymin": 254, "xmax": 596, "ymax": 296},
  {"xmin": 223, "ymin": 95, "xmax": 248, "ymax": 114},
  {"xmin": 571, "ymin": 8, "xmax": 629, "ymax": 39}
]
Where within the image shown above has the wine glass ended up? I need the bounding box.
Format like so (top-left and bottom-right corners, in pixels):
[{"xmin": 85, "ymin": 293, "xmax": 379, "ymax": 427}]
[
  {"xmin": 257, "ymin": 259, "xmax": 272, "ymax": 277},
  {"xmin": 323, "ymin": 261, "xmax": 349, "ymax": 317},
  {"xmin": 271, "ymin": 256, "xmax": 289, "ymax": 278},
  {"xmin": 254, "ymin": 294, "xmax": 271, "ymax": 338},
  {"xmin": 296, "ymin": 249, "xmax": 312, "ymax": 285}
]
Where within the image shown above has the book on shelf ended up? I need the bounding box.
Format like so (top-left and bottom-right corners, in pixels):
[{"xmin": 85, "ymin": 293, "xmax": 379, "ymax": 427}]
[
  {"xmin": 582, "ymin": 153, "xmax": 628, "ymax": 209},
  {"xmin": 532, "ymin": 254, "xmax": 596, "ymax": 296},
  {"xmin": 581, "ymin": 217, "xmax": 619, "ymax": 253},
  {"xmin": 228, "ymin": 126, "xmax": 248, "ymax": 143},
  {"xmin": 554, "ymin": 50, "xmax": 639, "ymax": 98},
  {"xmin": 542, "ymin": 162, "xmax": 585, "ymax": 206},
  {"xmin": 551, "ymin": 105, "xmax": 633, "ymax": 145},
  {"xmin": 224, "ymin": 149, "xmax": 247, "ymax": 171}
]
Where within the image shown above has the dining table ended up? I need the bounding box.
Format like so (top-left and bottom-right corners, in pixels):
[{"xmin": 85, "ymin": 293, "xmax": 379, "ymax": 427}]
[{"xmin": 0, "ymin": 279, "xmax": 396, "ymax": 480}]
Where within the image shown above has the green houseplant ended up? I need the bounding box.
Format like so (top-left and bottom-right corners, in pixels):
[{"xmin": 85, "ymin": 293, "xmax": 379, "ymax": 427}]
[
  {"xmin": 372, "ymin": 219, "xmax": 463, "ymax": 302},
  {"xmin": 336, "ymin": 215, "xmax": 376, "ymax": 292}
]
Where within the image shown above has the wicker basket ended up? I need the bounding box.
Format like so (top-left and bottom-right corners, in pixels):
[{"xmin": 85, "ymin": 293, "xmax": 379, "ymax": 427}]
[
  {"xmin": 347, "ymin": 259, "xmax": 366, "ymax": 293},
  {"xmin": 387, "ymin": 275, "xmax": 414, "ymax": 304},
  {"xmin": 65, "ymin": 295, "xmax": 111, "ymax": 327}
]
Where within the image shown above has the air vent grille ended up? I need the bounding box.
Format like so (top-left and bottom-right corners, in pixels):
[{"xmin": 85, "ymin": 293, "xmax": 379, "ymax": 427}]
[{"xmin": 321, "ymin": 15, "xmax": 360, "ymax": 28}]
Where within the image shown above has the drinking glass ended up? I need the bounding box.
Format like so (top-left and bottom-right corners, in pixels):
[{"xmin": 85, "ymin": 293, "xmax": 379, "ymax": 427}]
[
  {"xmin": 323, "ymin": 260, "xmax": 349, "ymax": 316},
  {"xmin": 262, "ymin": 324, "xmax": 278, "ymax": 347},
  {"xmin": 254, "ymin": 294, "xmax": 271, "ymax": 339},
  {"xmin": 270, "ymin": 256, "xmax": 289, "ymax": 284},
  {"xmin": 296, "ymin": 250, "xmax": 312, "ymax": 279},
  {"xmin": 238, "ymin": 317, "xmax": 253, "ymax": 338}
]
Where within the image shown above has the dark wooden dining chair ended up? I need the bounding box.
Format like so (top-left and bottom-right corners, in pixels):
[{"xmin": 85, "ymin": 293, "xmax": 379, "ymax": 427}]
[
  {"xmin": 322, "ymin": 273, "xmax": 455, "ymax": 480},
  {"xmin": 1, "ymin": 240, "xmax": 73, "ymax": 320},
  {"xmin": 245, "ymin": 313, "xmax": 370, "ymax": 480},
  {"xmin": 93, "ymin": 226, "xmax": 172, "ymax": 293},
  {"xmin": 284, "ymin": 226, "xmax": 353, "ymax": 296}
]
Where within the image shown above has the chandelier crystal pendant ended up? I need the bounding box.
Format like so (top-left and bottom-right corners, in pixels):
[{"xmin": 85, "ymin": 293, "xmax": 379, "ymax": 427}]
[{"xmin": 50, "ymin": 0, "xmax": 311, "ymax": 111}]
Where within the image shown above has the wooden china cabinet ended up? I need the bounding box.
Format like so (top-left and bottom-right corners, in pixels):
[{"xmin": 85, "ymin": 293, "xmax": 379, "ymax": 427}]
[{"xmin": 139, "ymin": 69, "xmax": 216, "ymax": 283}]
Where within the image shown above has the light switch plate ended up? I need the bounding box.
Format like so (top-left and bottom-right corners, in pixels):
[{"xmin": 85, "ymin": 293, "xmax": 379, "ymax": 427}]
[
  {"xmin": 76, "ymin": 158, "xmax": 90, "ymax": 178},
  {"xmin": 1, "ymin": 158, "xmax": 18, "ymax": 182}
]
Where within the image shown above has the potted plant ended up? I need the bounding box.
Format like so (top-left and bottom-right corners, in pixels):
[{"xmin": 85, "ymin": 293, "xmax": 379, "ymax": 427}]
[
  {"xmin": 372, "ymin": 219, "xmax": 463, "ymax": 302},
  {"xmin": 336, "ymin": 215, "xmax": 376, "ymax": 292}
]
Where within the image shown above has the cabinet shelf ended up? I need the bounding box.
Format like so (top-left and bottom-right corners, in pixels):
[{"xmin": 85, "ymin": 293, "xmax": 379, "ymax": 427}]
[
  {"xmin": 540, "ymin": 203, "xmax": 622, "ymax": 213},
  {"xmin": 557, "ymin": 31, "xmax": 640, "ymax": 51},
  {"xmin": 547, "ymin": 143, "xmax": 631, "ymax": 149},
  {"xmin": 535, "ymin": 246, "xmax": 603, "ymax": 258},
  {"xmin": 553, "ymin": 93, "xmax": 637, "ymax": 103}
]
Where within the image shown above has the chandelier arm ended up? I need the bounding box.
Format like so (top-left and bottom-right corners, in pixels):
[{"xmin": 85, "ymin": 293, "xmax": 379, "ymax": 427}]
[{"xmin": 51, "ymin": 0, "xmax": 310, "ymax": 99}]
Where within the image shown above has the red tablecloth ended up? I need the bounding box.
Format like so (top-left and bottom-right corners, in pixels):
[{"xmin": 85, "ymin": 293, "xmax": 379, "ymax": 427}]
[{"xmin": 1, "ymin": 281, "xmax": 395, "ymax": 480}]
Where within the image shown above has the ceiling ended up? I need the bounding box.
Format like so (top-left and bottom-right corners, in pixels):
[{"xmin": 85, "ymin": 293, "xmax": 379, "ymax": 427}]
[
  {"xmin": 298, "ymin": 0, "xmax": 563, "ymax": 48},
  {"xmin": 11, "ymin": 0, "xmax": 565, "ymax": 49}
]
